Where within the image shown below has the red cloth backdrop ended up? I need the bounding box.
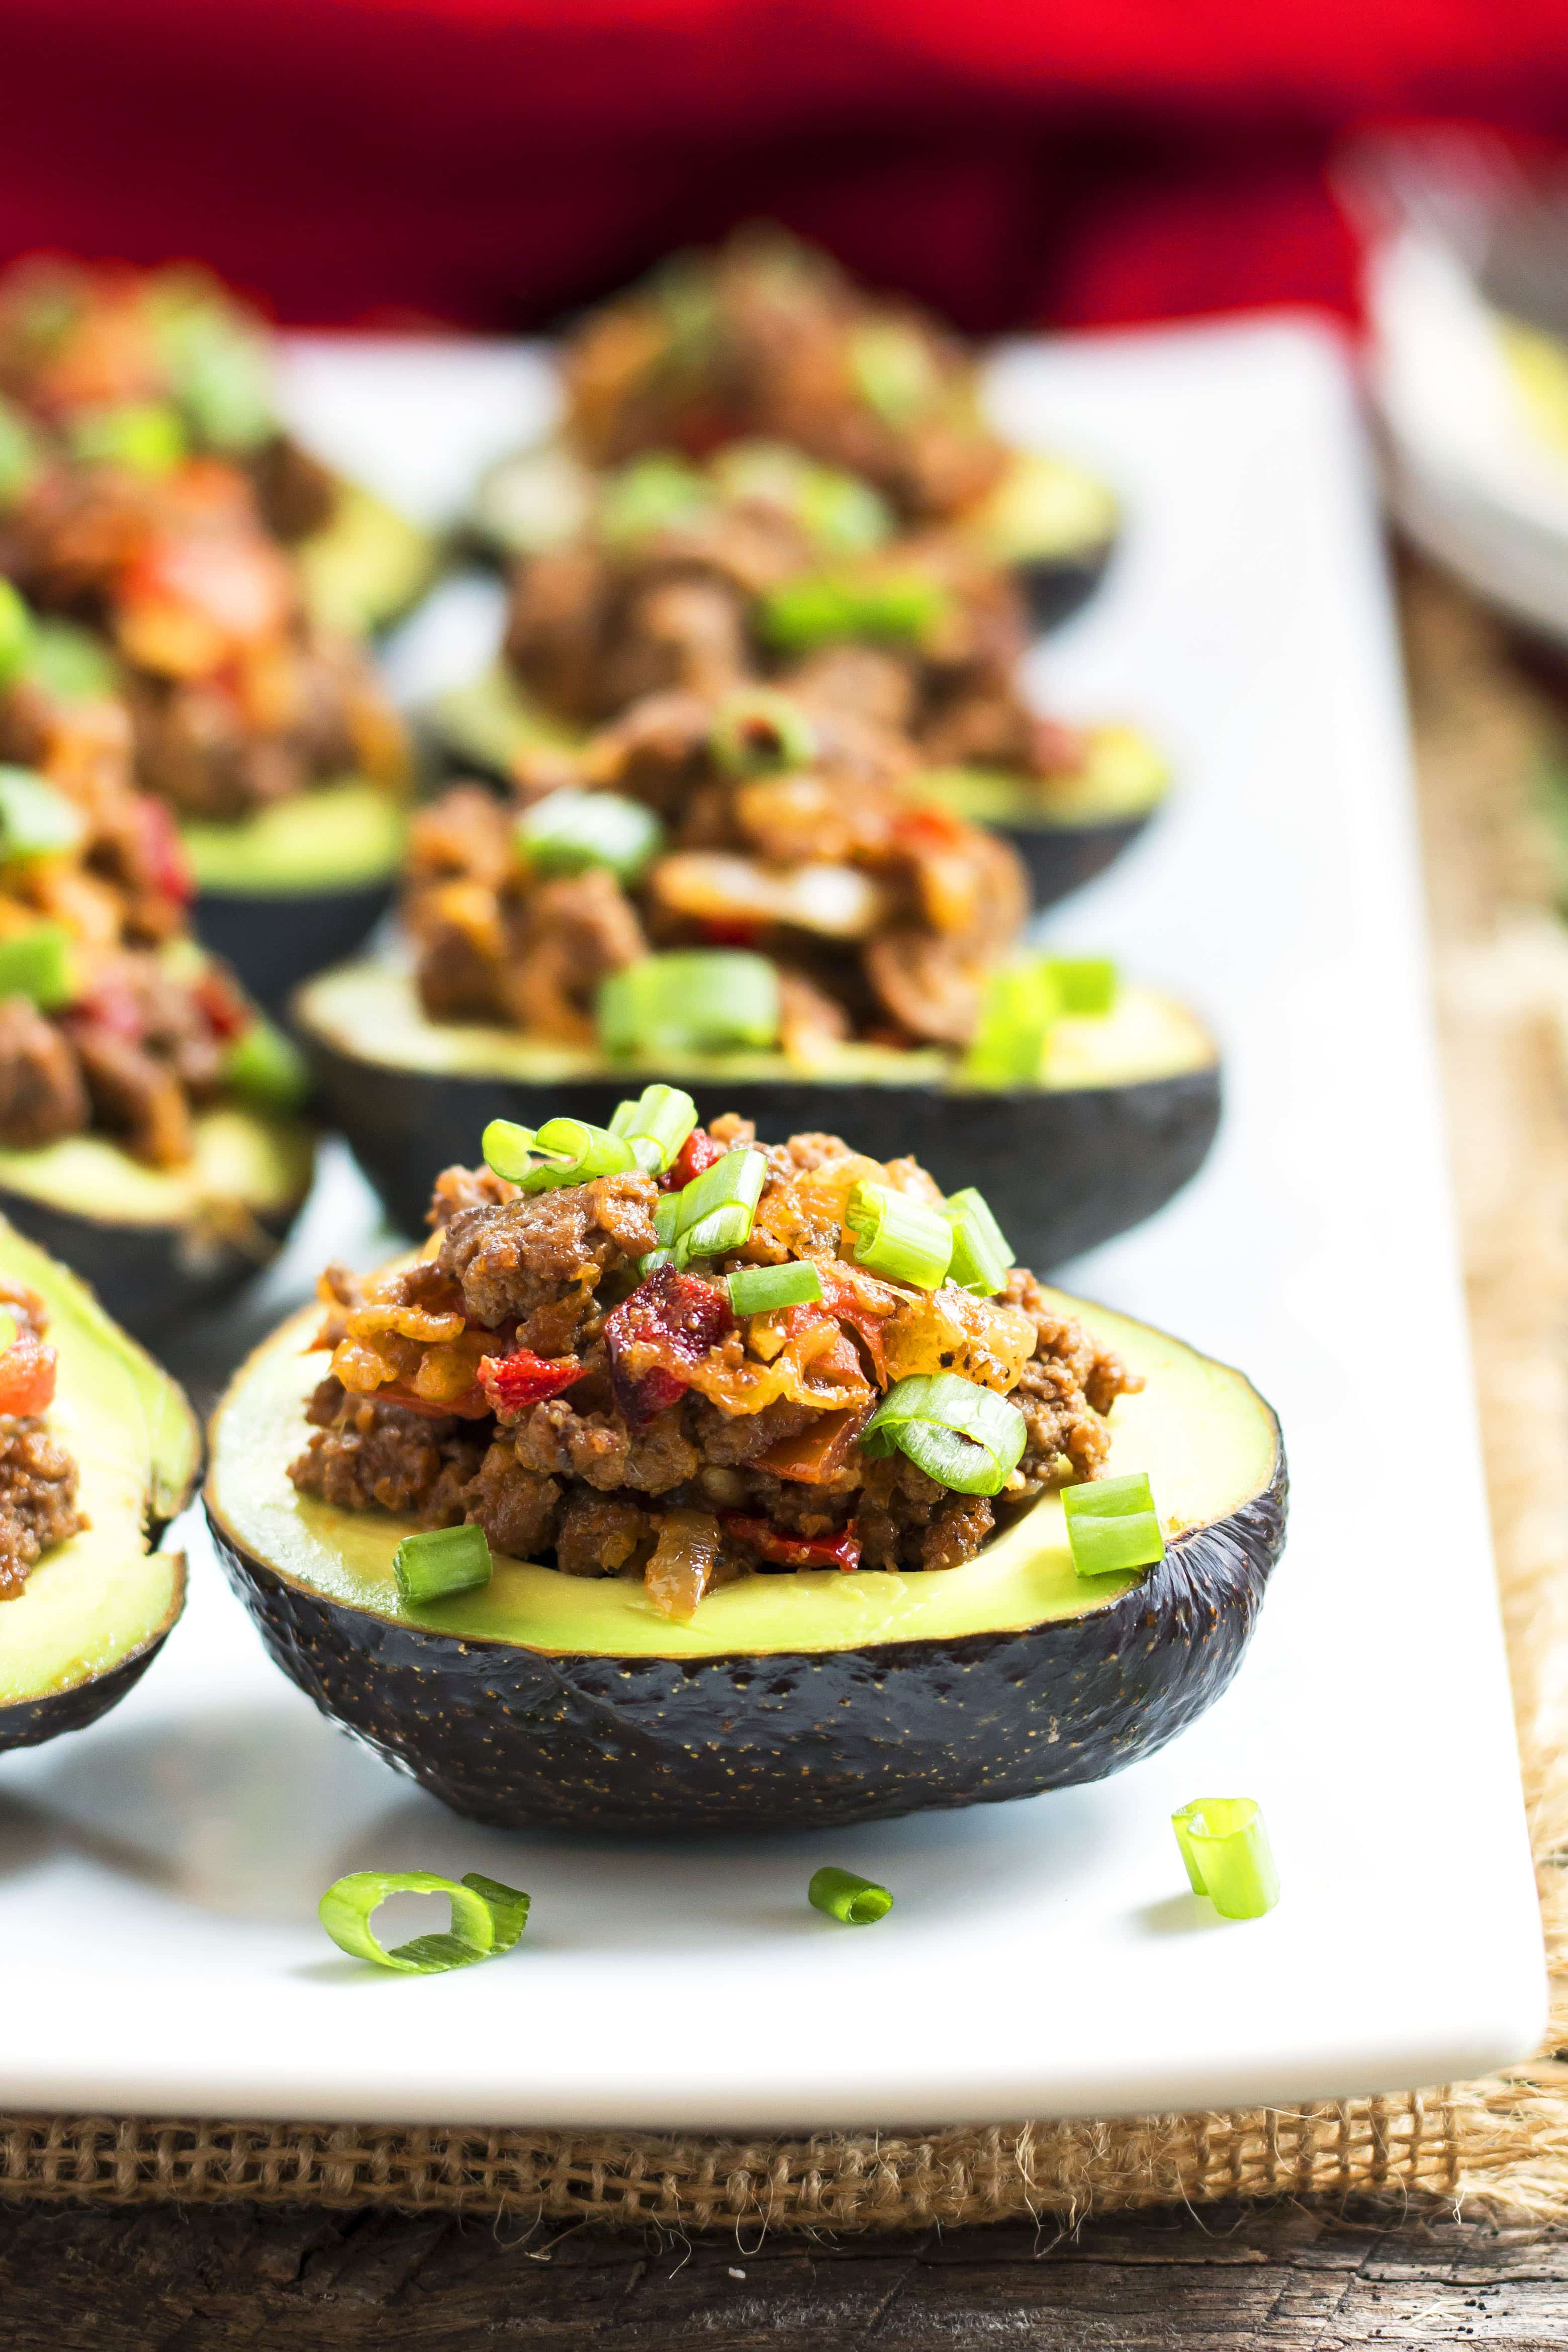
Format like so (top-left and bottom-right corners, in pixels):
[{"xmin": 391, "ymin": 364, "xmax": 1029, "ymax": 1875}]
[{"xmin": 2, "ymin": 0, "xmax": 1566, "ymax": 332}]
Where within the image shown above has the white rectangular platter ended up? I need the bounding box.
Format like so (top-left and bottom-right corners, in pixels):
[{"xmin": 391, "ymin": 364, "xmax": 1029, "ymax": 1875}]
[{"xmin": 0, "ymin": 316, "xmax": 1545, "ymax": 2131}]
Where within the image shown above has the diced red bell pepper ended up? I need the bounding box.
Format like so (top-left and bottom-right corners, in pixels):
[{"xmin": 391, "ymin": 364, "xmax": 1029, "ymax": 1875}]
[
  {"xmin": 604, "ymin": 1263, "xmax": 733, "ymax": 1422},
  {"xmin": 193, "ymin": 963, "xmax": 250, "ymax": 1041},
  {"xmin": 721, "ymin": 1513, "xmax": 862, "ymax": 1573},
  {"xmin": 0, "ymin": 1334, "xmax": 57, "ymax": 1417},
  {"xmin": 659, "ymin": 1126, "xmax": 726, "ymax": 1191},
  {"xmin": 137, "ymin": 795, "xmax": 196, "ymax": 906},
  {"xmin": 698, "ymin": 918, "xmax": 761, "ymax": 949},
  {"xmin": 478, "ymin": 1347, "xmax": 585, "ymax": 1415}
]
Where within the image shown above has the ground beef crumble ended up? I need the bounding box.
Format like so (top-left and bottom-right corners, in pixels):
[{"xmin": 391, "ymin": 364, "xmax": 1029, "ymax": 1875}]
[
  {"xmin": 0, "ymin": 1280, "xmax": 85, "ymax": 1600},
  {"xmin": 288, "ymin": 1121, "xmax": 1142, "ymax": 1611}
]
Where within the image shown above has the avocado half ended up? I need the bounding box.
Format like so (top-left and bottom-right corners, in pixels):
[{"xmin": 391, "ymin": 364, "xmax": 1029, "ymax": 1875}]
[
  {"xmin": 965, "ymin": 450, "xmax": 1121, "ymax": 634},
  {"xmin": 0, "ymin": 1108, "xmax": 315, "ymax": 1339},
  {"xmin": 181, "ymin": 778, "xmax": 406, "ymax": 1010},
  {"xmin": 0, "ymin": 1216, "xmax": 199, "ymax": 1755},
  {"xmin": 910, "ymin": 725, "xmax": 1169, "ymax": 908},
  {"xmin": 419, "ymin": 667, "xmax": 1164, "ymax": 914},
  {"xmin": 206, "ymin": 1285, "xmax": 1284, "ymax": 1834},
  {"xmin": 294, "ymin": 960, "xmax": 1221, "ymax": 1269}
]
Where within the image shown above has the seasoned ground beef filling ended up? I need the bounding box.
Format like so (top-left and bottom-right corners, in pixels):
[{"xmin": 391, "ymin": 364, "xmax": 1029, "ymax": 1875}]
[
  {"xmin": 290, "ymin": 1121, "xmax": 1139, "ymax": 1615},
  {"xmin": 0, "ymin": 1277, "xmax": 84, "ymax": 1600}
]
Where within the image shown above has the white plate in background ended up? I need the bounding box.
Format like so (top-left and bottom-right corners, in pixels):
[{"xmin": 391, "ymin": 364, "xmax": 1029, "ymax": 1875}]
[{"xmin": 0, "ymin": 318, "xmax": 1543, "ymax": 2129}]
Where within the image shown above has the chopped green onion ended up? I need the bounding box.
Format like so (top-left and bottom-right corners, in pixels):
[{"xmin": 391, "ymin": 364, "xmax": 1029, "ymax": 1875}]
[
  {"xmin": 964, "ymin": 961, "xmax": 1061, "ymax": 1090},
  {"xmin": 808, "ymin": 1865, "xmax": 894, "ymax": 1926},
  {"xmin": 224, "ymin": 1016, "xmax": 310, "ymax": 1110},
  {"xmin": 1048, "ymin": 957, "xmax": 1119, "ymax": 1018},
  {"xmin": 393, "ymin": 1522, "xmax": 494, "ymax": 1606},
  {"xmin": 671, "ymin": 1146, "xmax": 767, "ymax": 1261},
  {"xmin": 607, "ymin": 1082, "xmax": 698, "ymax": 1173},
  {"xmin": 862, "ymin": 1372, "xmax": 1027, "ymax": 1497},
  {"xmin": 598, "ymin": 951, "xmax": 781, "ymax": 1059},
  {"xmin": 517, "ymin": 787, "xmax": 664, "ymax": 885},
  {"xmin": 653, "ymin": 1190, "xmax": 682, "ymax": 1247},
  {"xmin": 598, "ymin": 453, "xmax": 709, "ymax": 546},
  {"xmin": 710, "ymin": 690, "xmax": 819, "ymax": 777},
  {"xmin": 68, "ymin": 401, "xmax": 187, "ymax": 474},
  {"xmin": 482, "ymin": 1115, "xmax": 639, "ymax": 1191},
  {"xmin": 524, "ymin": 1116, "xmax": 638, "ymax": 1192},
  {"xmin": 0, "ymin": 582, "xmax": 33, "ymax": 691},
  {"xmin": 797, "ymin": 466, "xmax": 892, "ymax": 556},
  {"xmin": 638, "ymin": 1248, "xmax": 675, "ymax": 1277},
  {"xmin": 849, "ymin": 319, "xmax": 940, "ymax": 427},
  {"xmin": 0, "ymin": 768, "xmax": 86, "ymax": 864},
  {"xmin": 726, "ymin": 1260, "xmax": 823, "ymax": 1316},
  {"xmin": 318, "ymin": 1868, "xmax": 529, "ymax": 1973},
  {"xmin": 844, "ymin": 1182, "xmax": 953, "ymax": 1290},
  {"xmin": 0, "ymin": 923, "xmax": 74, "ymax": 1010},
  {"xmin": 482, "ymin": 1118, "xmax": 541, "ymax": 1184},
  {"xmin": 941, "ymin": 1186, "xmax": 1013, "ymax": 1297},
  {"xmin": 1062, "ymin": 1472, "xmax": 1166, "ymax": 1578},
  {"xmin": 1171, "ymin": 1798, "xmax": 1279, "ymax": 1920},
  {"xmin": 759, "ymin": 569, "xmax": 949, "ymax": 655}
]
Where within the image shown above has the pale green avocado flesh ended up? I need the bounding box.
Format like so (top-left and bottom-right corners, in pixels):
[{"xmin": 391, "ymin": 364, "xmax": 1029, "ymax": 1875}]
[
  {"xmin": 0, "ymin": 1107, "xmax": 314, "ymax": 1229},
  {"xmin": 968, "ymin": 449, "xmax": 1121, "ymax": 566},
  {"xmin": 297, "ymin": 481, "xmax": 438, "ymax": 637},
  {"xmin": 296, "ymin": 960, "xmax": 1216, "ymax": 1094},
  {"xmin": 209, "ymin": 1287, "xmax": 1278, "ymax": 1662},
  {"xmin": 426, "ymin": 661, "xmax": 581, "ymax": 777},
  {"xmin": 0, "ymin": 1216, "xmax": 198, "ymax": 1709},
  {"xmin": 912, "ymin": 725, "xmax": 1169, "ymax": 832},
  {"xmin": 179, "ymin": 778, "xmax": 407, "ymax": 895}
]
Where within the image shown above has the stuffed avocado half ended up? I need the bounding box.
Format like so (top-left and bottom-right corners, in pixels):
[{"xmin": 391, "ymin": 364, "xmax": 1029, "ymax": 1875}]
[
  {"xmin": 0, "ymin": 601, "xmax": 316, "ymax": 1332},
  {"xmin": 297, "ymin": 957, "xmax": 1219, "ymax": 1273},
  {"xmin": 0, "ymin": 1214, "xmax": 198, "ymax": 1754},
  {"xmin": 206, "ymin": 1096, "xmax": 1283, "ymax": 1834}
]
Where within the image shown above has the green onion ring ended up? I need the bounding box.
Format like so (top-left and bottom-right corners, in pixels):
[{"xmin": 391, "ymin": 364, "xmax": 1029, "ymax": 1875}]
[
  {"xmin": 318, "ymin": 1870, "xmax": 530, "ymax": 1973},
  {"xmin": 808, "ymin": 1866, "xmax": 894, "ymax": 1926},
  {"xmin": 844, "ymin": 1182, "xmax": 953, "ymax": 1290},
  {"xmin": 941, "ymin": 1185, "xmax": 1013, "ymax": 1297},
  {"xmin": 1061, "ymin": 1471, "xmax": 1165, "ymax": 1577},
  {"xmin": 1170, "ymin": 1799, "xmax": 1279, "ymax": 1920},
  {"xmin": 608, "ymin": 1083, "xmax": 699, "ymax": 1173},
  {"xmin": 862, "ymin": 1372, "xmax": 1027, "ymax": 1497},
  {"xmin": 516, "ymin": 787, "xmax": 665, "ymax": 886},
  {"xmin": 726, "ymin": 1260, "xmax": 824, "ymax": 1315}
]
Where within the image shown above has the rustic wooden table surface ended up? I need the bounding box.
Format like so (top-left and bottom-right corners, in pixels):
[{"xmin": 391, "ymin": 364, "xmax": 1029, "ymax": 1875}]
[{"xmin": 4, "ymin": 564, "xmax": 1567, "ymax": 2350}]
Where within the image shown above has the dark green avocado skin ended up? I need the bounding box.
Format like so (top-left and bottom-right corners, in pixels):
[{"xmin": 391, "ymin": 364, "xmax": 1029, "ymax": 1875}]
[
  {"xmin": 0, "ymin": 1189, "xmax": 302, "ymax": 1340},
  {"xmin": 207, "ymin": 1450, "xmax": 1285, "ymax": 1834},
  {"xmin": 1009, "ymin": 812, "xmax": 1152, "ymax": 909},
  {"xmin": 1016, "ymin": 543, "xmax": 1115, "ymax": 634},
  {"xmin": 0, "ymin": 1637, "xmax": 171, "ymax": 1755},
  {"xmin": 307, "ymin": 1039, "xmax": 1221, "ymax": 1269},
  {"xmin": 192, "ymin": 882, "xmax": 395, "ymax": 1013}
]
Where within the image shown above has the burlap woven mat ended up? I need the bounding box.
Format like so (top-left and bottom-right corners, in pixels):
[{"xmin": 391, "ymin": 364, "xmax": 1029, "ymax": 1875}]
[{"xmin": 5, "ymin": 564, "xmax": 1568, "ymax": 2233}]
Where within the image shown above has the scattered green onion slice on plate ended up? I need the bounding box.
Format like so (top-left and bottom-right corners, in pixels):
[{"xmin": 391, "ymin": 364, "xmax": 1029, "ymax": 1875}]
[
  {"xmin": 0, "ymin": 767, "xmax": 87, "ymax": 864},
  {"xmin": 318, "ymin": 1869, "xmax": 530, "ymax": 1973},
  {"xmin": 727, "ymin": 1260, "xmax": 823, "ymax": 1316},
  {"xmin": 598, "ymin": 950, "xmax": 781, "ymax": 1058},
  {"xmin": 942, "ymin": 1185, "xmax": 1013, "ymax": 1297},
  {"xmin": 0, "ymin": 922, "xmax": 74, "ymax": 1010},
  {"xmin": 393, "ymin": 1523, "xmax": 494, "ymax": 1607},
  {"xmin": 1062, "ymin": 1472, "xmax": 1165, "ymax": 1578},
  {"xmin": 862, "ymin": 1371, "xmax": 1027, "ymax": 1497},
  {"xmin": 808, "ymin": 1866, "xmax": 894, "ymax": 1926},
  {"xmin": 1171, "ymin": 1798, "xmax": 1279, "ymax": 1920},
  {"xmin": 845, "ymin": 1181, "xmax": 953, "ymax": 1290},
  {"xmin": 607, "ymin": 1083, "xmax": 698, "ymax": 1173},
  {"xmin": 224, "ymin": 1016, "xmax": 310, "ymax": 1111},
  {"xmin": 517, "ymin": 787, "xmax": 664, "ymax": 885}
]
